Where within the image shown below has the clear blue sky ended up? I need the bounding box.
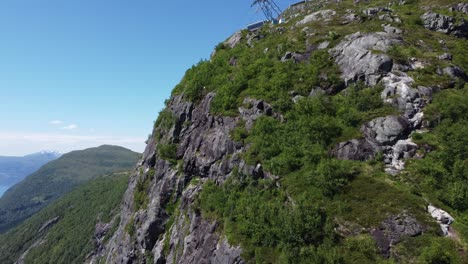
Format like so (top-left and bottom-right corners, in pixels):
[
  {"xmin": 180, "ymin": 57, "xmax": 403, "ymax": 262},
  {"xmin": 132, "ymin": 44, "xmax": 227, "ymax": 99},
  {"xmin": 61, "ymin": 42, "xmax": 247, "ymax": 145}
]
[{"xmin": 0, "ymin": 0, "xmax": 293, "ymax": 156}]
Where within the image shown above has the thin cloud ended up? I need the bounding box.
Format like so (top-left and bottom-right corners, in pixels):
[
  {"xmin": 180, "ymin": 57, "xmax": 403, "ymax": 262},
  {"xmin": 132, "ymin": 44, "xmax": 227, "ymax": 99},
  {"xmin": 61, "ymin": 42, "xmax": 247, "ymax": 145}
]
[
  {"xmin": 61, "ymin": 124, "xmax": 78, "ymax": 130},
  {"xmin": 0, "ymin": 132, "xmax": 145, "ymax": 156},
  {"xmin": 50, "ymin": 120, "xmax": 63, "ymax": 125}
]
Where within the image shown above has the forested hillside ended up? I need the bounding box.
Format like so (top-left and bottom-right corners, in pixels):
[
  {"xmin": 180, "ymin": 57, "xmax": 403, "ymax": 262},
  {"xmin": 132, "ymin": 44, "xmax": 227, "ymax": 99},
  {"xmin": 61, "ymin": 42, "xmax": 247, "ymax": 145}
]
[{"xmin": 0, "ymin": 145, "xmax": 139, "ymax": 232}]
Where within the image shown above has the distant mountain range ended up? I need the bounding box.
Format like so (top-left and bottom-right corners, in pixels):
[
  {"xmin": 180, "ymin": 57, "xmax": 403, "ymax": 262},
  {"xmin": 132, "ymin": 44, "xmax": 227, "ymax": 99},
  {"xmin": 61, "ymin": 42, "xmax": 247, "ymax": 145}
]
[
  {"xmin": 0, "ymin": 145, "xmax": 140, "ymax": 233},
  {"xmin": 0, "ymin": 151, "xmax": 62, "ymax": 195}
]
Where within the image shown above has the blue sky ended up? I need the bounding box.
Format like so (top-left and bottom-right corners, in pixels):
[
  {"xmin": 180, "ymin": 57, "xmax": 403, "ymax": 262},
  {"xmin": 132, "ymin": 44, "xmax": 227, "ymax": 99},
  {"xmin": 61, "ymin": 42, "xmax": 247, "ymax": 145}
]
[{"xmin": 0, "ymin": 0, "xmax": 293, "ymax": 156}]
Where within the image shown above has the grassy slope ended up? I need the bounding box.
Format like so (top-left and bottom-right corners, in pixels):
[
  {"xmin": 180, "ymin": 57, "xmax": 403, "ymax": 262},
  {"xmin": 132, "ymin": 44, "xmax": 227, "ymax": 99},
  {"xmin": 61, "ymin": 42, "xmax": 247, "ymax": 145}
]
[
  {"xmin": 0, "ymin": 171, "xmax": 130, "ymax": 264},
  {"xmin": 0, "ymin": 145, "xmax": 140, "ymax": 232},
  {"xmin": 166, "ymin": 0, "xmax": 468, "ymax": 262}
]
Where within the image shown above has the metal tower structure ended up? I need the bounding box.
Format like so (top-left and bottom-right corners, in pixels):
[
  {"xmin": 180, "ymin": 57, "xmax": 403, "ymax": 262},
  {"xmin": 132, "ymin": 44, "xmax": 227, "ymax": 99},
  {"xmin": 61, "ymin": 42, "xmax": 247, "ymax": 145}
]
[{"xmin": 252, "ymin": 0, "xmax": 282, "ymax": 21}]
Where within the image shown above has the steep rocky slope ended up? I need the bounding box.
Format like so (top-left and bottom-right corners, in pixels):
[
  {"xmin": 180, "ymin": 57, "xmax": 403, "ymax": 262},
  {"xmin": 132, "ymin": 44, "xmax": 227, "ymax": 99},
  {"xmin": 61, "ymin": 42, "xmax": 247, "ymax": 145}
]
[{"xmin": 96, "ymin": 1, "xmax": 468, "ymax": 263}]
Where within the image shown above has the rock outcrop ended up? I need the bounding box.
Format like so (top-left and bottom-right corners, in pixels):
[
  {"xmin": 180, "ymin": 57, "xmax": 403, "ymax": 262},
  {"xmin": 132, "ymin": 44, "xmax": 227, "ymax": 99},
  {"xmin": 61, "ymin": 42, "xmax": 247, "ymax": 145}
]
[
  {"xmin": 421, "ymin": 12, "xmax": 468, "ymax": 38},
  {"xmin": 450, "ymin": 3, "xmax": 468, "ymax": 14},
  {"xmin": 371, "ymin": 214, "xmax": 423, "ymax": 258},
  {"xmin": 362, "ymin": 116, "xmax": 411, "ymax": 146},
  {"xmin": 225, "ymin": 31, "xmax": 242, "ymax": 49},
  {"xmin": 333, "ymin": 70, "xmax": 440, "ymax": 174},
  {"xmin": 330, "ymin": 32, "xmax": 402, "ymax": 86},
  {"xmin": 296, "ymin": 9, "xmax": 336, "ymax": 26},
  {"xmin": 428, "ymin": 205, "xmax": 455, "ymax": 236},
  {"xmin": 98, "ymin": 91, "xmax": 276, "ymax": 263}
]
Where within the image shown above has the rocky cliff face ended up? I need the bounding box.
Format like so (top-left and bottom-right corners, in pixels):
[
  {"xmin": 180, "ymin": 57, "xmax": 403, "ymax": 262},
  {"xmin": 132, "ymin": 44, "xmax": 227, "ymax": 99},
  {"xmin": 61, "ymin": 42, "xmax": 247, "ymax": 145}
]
[
  {"xmin": 96, "ymin": 1, "xmax": 468, "ymax": 263},
  {"xmin": 98, "ymin": 93, "xmax": 266, "ymax": 263}
]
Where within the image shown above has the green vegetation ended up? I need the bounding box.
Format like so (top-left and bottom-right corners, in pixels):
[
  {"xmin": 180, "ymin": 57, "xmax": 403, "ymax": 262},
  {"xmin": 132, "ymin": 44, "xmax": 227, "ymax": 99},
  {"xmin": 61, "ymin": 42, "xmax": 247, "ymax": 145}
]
[
  {"xmin": 133, "ymin": 168, "xmax": 155, "ymax": 211},
  {"xmin": 3, "ymin": 0, "xmax": 466, "ymax": 263},
  {"xmin": 154, "ymin": 110, "xmax": 177, "ymax": 140},
  {"xmin": 0, "ymin": 172, "xmax": 130, "ymax": 264},
  {"xmin": 406, "ymin": 85, "xmax": 468, "ymax": 220},
  {"xmin": 186, "ymin": 0, "xmax": 468, "ymax": 262},
  {"xmin": 244, "ymin": 85, "xmax": 395, "ymax": 176},
  {"xmin": 0, "ymin": 145, "xmax": 140, "ymax": 233},
  {"xmin": 158, "ymin": 143, "xmax": 178, "ymax": 165}
]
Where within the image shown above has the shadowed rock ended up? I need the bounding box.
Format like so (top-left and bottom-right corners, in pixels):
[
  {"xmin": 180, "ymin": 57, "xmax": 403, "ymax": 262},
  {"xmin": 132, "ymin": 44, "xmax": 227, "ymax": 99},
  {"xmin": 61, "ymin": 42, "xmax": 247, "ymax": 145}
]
[{"xmin": 371, "ymin": 214, "xmax": 423, "ymax": 258}]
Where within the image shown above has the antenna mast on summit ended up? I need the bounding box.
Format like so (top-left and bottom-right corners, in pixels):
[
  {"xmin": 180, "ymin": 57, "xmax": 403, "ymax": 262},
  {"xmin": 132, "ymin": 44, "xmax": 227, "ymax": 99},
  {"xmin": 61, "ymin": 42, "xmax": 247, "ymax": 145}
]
[{"xmin": 252, "ymin": 0, "xmax": 282, "ymax": 21}]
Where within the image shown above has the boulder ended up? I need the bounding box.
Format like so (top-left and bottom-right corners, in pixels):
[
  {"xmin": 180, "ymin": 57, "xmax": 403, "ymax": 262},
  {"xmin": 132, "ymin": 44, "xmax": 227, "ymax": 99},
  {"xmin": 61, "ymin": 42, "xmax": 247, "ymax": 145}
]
[
  {"xmin": 361, "ymin": 116, "xmax": 411, "ymax": 146},
  {"xmin": 372, "ymin": 214, "xmax": 423, "ymax": 258},
  {"xmin": 428, "ymin": 205, "xmax": 455, "ymax": 236},
  {"xmin": 421, "ymin": 12, "xmax": 455, "ymax": 33},
  {"xmin": 438, "ymin": 53, "xmax": 453, "ymax": 61},
  {"xmin": 330, "ymin": 32, "xmax": 402, "ymax": 86},
  {"xmin": 281, "ymin": 51, "xmax": 305, "ymax": 63},
  {"xmin": 383, "ymin": 25, "xmax": 403, "ymax": 35},
  {"xmin": 341, "ymin": 11, "xmax": 360, "ymax": 24},
  {"xmin": 443, "ymin": 65, "xmax": 468, "ymax": 81},
  {"xmin": 332, "ymin": 139, "xmax": 379, "ymax": 161}
]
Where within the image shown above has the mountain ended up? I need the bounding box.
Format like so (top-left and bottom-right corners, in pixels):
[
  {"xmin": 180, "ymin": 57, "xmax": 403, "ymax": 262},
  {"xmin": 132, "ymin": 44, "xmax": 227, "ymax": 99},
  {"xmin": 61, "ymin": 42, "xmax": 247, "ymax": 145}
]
[
  {"xmin": 3, "ymin": 0, "xmax": 468, "ymax": 263},
  {"xmin": 0, "ymin": 171, "xmax": 130, "ymax": 264},
  {"xmin": 0, "ymin": 145, "xmax": 140, "ymax": 233},
  {"xmin": 0, "ymin": 151, "xmax": 61, "ymax": 196},
  {"xmin": 96, "ymin": 1, "xmax": 467, "ymax": 263}
]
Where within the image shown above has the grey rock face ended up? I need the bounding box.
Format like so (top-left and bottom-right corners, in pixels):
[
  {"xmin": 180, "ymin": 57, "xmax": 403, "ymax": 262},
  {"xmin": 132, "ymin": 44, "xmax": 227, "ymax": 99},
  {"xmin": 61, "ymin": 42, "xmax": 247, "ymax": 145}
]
[
  {"xmin": 101, "ymin": 93, "xmax": 246, "ymax": 264},
  {"xmin": 332, "ymin": 139, "xmax": 379, "ymax": 161},
  {"xmin": 381, "ymin": 73, "xmax": 420, "ymax": 120},
  {"xmin": 281, "ymin": 51, "xmax": 305, "ymax": 63},
  {"xmin": 239, "ymin": 98, "xmax": 282, "ymax": 130},
  {"xmin": 363, "ymin": 7, "xmax": 401, "ymax": 23},
  {"xmin": 334, "ymin": 70, "xmax": 438, "ymax": 173},
  {"xmin": 332, "ymin": 115, "xmax": 412, "ymax": 163},
  {"xmin": 383, "ymin": 25, "xmax": 403, "ymax": 35},
  {"xmin": 450, "ymin": 3, "xmax": 468, "ymax": 14},
  {"xmin": 421, "ymin": 12, "xmax": 455, "ymax": 33},
  {"xmin": 363, "ymin": 7, "xmax": 392, "ymax": 16},
  {"xmin": 385, "ymin": 139, "xmax": 418, "ymax": 174},
  {"xmin": 421, "ymin": 12, "xmax": 468, "ymax": 38},
  {"xmin": 438, "ymin": 53, "xmax": 453, "ymax": 61},
  {"xmin": 225, "ymin": 31, "xmax": 242, "ymax": 49},
  {"xmin": 330, "ymin": 32, "xmax": 402, "ymax": 86},
  {"xmin": 371, "ymin": 214, "xmax": 423, "ymax": 258},
  {"xmin": 163, "ymin": 185, "xmax": 244, "ymax": 264},
  {"xmin": 296, "ymin": 9, "xmax": 336, "ymax": 26},
  {"xmin": 443, "ymin": 65, "xmax": 468, "ymax": 81},
  {"xmin": 361, "ymin": 116, "xmax": 411, "ymax": 146}
]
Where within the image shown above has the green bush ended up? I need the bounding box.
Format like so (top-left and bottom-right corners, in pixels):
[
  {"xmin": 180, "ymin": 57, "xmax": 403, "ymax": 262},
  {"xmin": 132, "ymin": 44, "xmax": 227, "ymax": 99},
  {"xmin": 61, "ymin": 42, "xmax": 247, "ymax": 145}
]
[{"xmin": 158, "ymin": 143, "xmax": 178, "ymax": 165}]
